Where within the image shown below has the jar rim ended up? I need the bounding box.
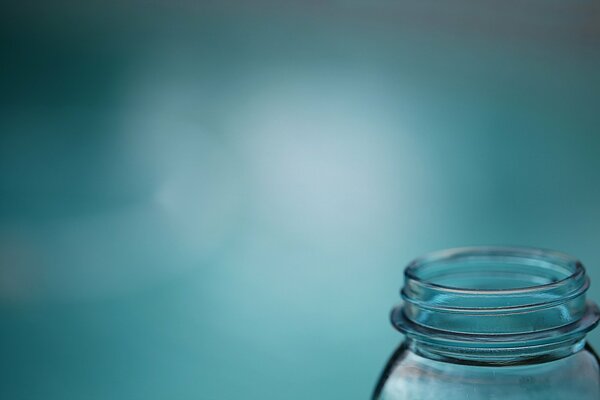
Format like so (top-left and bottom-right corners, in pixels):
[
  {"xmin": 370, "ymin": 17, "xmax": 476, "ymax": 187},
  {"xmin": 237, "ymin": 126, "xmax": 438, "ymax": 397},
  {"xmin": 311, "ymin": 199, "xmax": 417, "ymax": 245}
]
[{"xmin": 404, "ymin": 246, "xmax": 585, "ymax": 295}]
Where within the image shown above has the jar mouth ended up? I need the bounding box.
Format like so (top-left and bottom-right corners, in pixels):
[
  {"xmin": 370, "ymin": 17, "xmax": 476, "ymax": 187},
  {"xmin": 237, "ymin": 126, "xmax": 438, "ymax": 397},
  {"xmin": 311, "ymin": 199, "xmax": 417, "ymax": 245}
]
[
  {"xmin": 392, "ymin": 247, "xmax": 600, "ymax": 363},
  {"xmin": 405, "ymin": 246, "xmax": 584, "ymax": 295},
  {"xmin": 401, "ymin": 247, "xmax": 589, "ymax": 311}
]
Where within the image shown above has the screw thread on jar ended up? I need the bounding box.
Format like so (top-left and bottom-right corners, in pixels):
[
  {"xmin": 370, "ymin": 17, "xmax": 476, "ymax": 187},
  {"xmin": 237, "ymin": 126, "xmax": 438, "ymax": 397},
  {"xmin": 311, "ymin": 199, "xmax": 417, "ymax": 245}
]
[{"xmin": 392, "ymin": 247, "xmax": 600, "ymax": 365}]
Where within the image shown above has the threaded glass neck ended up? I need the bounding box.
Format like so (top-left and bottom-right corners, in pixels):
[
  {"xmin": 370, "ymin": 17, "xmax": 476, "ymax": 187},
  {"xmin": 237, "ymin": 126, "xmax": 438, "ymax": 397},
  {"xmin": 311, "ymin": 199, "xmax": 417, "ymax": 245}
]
[{"xmin": 392, "ymin": 247, "xmax": 600, "ymax": 365}]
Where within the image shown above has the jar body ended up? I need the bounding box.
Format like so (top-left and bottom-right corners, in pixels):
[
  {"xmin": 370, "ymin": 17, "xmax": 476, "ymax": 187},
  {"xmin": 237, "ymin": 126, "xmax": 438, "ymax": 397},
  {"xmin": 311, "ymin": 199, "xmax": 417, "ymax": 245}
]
[{"xmin": 375, "ymin": 340, "xmax": 600, "ymax": 400}]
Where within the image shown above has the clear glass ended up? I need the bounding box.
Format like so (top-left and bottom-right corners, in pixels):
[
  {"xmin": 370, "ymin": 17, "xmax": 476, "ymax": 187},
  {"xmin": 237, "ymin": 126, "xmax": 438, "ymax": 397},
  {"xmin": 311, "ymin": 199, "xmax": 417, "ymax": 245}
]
[{"xmin": 374, "ymin": 247, "xmax": 600, "ymax": 400}]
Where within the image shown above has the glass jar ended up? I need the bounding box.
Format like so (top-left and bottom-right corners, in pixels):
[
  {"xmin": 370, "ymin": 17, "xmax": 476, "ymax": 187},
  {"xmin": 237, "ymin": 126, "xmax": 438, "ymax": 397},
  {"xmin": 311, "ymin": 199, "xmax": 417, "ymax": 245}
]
[{"xmin": 373, "ymin": 247, "xmax": 600, "ymax": 400}]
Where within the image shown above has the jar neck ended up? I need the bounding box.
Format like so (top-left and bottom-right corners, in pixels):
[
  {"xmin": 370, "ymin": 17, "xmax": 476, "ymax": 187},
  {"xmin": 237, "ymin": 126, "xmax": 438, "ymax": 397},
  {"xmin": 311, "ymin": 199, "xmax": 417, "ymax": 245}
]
[
  {"xmin": 406, "ymin": 336, "xmax": 589, "ymax": 366},
  {"xmin": 392, "ymin": 247, "xmax": 600, "ymax": 366}
]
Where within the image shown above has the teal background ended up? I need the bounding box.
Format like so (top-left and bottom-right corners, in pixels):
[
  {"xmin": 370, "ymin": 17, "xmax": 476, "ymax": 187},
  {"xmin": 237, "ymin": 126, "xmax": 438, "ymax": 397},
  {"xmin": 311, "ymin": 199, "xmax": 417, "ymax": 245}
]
[{"xmin": 1, "ymin": 2, "xmax": 600, "ymax": 399}]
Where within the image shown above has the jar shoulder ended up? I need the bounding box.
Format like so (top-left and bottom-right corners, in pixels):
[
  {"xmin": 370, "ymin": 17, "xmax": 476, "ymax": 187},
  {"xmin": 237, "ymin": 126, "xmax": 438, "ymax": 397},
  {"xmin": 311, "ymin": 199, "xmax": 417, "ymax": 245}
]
[{"xmin": 374, "ymin": 342, "xmax": 600, "ymax": 400}]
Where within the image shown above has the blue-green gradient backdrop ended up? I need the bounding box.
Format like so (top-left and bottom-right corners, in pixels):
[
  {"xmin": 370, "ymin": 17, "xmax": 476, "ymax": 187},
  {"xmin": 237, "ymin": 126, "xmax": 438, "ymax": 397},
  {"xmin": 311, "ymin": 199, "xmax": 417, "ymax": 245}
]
[{"xmin": 1, "ymin": 2, "xmax": 600, "ymax": 399}]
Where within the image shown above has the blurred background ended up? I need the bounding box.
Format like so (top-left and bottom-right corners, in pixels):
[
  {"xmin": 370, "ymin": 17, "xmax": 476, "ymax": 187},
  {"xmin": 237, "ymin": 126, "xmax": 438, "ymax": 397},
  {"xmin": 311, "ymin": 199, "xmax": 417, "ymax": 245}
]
[{"xmin": 1, "ymin": 1, "xmax": 600, "ymax": 399}]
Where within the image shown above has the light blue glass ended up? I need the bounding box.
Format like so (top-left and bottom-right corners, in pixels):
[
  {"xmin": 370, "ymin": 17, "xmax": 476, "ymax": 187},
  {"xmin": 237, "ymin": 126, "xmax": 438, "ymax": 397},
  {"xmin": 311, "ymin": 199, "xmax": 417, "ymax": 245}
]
[{"xmin": 374, "ymin": 247, "xmax": 600, "ymax": 399}]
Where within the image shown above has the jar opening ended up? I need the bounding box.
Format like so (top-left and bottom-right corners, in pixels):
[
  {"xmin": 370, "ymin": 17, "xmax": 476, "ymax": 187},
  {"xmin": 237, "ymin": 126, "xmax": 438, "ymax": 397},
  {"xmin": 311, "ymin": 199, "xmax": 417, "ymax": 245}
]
[{"xmin": 405, "ymin": 247, "xmax": 582, "ymax": 292}]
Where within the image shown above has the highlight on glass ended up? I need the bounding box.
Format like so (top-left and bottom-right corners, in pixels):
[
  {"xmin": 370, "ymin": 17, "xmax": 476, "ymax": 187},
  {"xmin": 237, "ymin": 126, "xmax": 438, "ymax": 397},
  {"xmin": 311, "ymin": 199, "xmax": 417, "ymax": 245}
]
[{"xmin": 374, "ymin": 247, "xmax": 600, "ymax": 400}]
